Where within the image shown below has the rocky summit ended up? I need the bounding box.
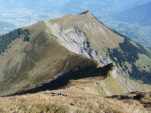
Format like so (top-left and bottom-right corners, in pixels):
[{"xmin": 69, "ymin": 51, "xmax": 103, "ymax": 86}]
[{"xmin": 0, "ymin": 11, "xmax": 151, "ymax": 113}]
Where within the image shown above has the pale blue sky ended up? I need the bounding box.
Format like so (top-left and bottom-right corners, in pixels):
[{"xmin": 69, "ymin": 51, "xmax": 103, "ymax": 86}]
[
  {"xmin": 0, "ymin": 0, "xmax": 150, "ymax": 32},
  {"xmin": 0, "ymin": 0, "xmax": 151, "ymax": 17}
]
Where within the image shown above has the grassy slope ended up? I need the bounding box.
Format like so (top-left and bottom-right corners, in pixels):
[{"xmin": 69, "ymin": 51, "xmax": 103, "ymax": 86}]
[
  {"xmin": 0, "ymin": 85, "xmax": 149, "ymax": 113},
  {"xmin": 0, "ymin": 22, "xmax": 97, "ymax": 96}
]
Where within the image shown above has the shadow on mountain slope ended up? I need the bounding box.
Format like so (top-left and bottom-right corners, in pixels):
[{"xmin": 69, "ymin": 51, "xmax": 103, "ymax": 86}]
[
  {"xmin": 7, "ymin": 63, "xmax": 113, "ymax": 96},
  {"xmin": 109, "ymin": 38, "xmax": 151, "ymax": 84},
  {"xmin": 0, "ymin": 29, "xmax": 30, "ymax": 54},
  {"xmin": 107, "ymin": 91, "xmax": 151, "ymax": 110}
]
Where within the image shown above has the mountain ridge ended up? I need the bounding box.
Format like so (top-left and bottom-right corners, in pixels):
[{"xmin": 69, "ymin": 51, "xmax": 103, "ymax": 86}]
[{"xmin": 0, "ymin": 11, "xmax": 150, "ymax": 97}]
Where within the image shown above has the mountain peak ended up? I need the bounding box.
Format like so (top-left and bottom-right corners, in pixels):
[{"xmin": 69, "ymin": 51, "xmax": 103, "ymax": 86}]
[
  {"xmin": 79, "ymin": 10, "xmax": 91, "ymax": 15},
  {"xmin": 0, "ymin": 12, "xmax": 150, "ymax": 97}
]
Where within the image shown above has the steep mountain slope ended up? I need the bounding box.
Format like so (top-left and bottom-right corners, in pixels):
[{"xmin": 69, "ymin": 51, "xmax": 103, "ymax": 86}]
[
  {"xmin": 0, "ymin": 23, "xmax": 98, "ymax": 96},
  {"xmin": 0, "ymin": 11, "xmax": 151, "ymax": 97},
  {"xmin": 46, "ymin": 11, "xmax": 151, "ymax": 83}
]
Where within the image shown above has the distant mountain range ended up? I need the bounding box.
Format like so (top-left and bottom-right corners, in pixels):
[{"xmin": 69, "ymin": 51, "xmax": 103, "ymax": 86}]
[
  {"xmin": 106, "ymin": 21, "xmax": 151, "ymax": 48},
  {"xmin": 0, "ymin": 21, "xmax": 16, "ymax": 34},
  {"xmin": 106, "ymin": 2, "xmax": 151, "ymax": 48},
  {"xmin": 117, "ymin": 2, "xmax": 151, "ymax": 25}
]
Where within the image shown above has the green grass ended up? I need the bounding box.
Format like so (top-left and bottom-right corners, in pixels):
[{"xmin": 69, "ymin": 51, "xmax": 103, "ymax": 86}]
[{"xmin": 135, "ymin": 53, "xmax": 151, "ymax": 72}]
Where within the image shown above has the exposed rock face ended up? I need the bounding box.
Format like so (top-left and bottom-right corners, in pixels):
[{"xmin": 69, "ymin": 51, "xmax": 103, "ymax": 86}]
[
  {"xmin": 46, "ymin": 11, "xmax": 151, "ymax": 83},
  {"xmin": 0, "ymin": 11, "xmax": 151, "ymax": 96}
]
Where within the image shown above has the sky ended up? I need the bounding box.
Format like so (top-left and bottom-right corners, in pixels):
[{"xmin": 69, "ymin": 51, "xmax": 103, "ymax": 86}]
[
  {"xmin": 0, "ymin": 0, "xmax": 151, "ymax": 32},
  {"xmin": 0, "ymin": 0, "xmax": 150, "ymax": 21}
]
